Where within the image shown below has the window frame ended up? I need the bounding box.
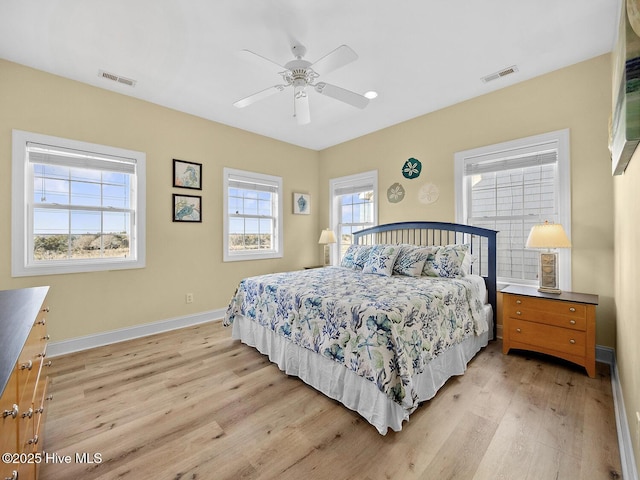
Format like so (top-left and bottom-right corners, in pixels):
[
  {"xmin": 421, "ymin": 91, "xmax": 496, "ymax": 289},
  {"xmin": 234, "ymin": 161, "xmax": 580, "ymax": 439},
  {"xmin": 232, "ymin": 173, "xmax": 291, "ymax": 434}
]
[
  {"xmin": 454, "ymin": 129, "xmax": 571, "ymax": 290},
  {"xmin": 222, "ymin": 167, "xmax": 283, "ymax": 262},
  {"xmin": 11, "ymin": 129, "xmax": 146, "ymax": 277},
  {"xmin": 329, "ymin": 170, "xmax": 378, "ymax": 265}
]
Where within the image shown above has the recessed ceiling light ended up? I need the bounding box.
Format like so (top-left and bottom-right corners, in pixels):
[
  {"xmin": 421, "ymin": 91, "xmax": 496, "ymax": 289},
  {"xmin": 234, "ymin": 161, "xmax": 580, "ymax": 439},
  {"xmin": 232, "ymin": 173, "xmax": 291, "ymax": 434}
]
[{"xmin": 364, "ymin": 90, "xmax": 378, "ymax": 99}]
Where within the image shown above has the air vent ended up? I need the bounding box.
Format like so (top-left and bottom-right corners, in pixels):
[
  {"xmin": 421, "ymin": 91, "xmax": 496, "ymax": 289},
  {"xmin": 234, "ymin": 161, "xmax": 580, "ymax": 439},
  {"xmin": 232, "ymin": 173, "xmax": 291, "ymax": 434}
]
[
  {"xmin": 98, "ymin": 70, "xmax": 137, "ymax": 87},
  {"xmin": 481, "ymin": 65, "xmax": 519, "ymax": 83}
]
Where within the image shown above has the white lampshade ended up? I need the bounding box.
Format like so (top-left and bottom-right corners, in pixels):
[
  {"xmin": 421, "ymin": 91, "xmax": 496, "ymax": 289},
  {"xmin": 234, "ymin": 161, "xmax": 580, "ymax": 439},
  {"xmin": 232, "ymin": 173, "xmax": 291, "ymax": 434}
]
[
  {"xmin": 525, "ymin": 221, "xmax": 571, "ymax": 249},
  {"xmin": 318, "ymin": 229, "xmax": 337, "ymax": 245}
]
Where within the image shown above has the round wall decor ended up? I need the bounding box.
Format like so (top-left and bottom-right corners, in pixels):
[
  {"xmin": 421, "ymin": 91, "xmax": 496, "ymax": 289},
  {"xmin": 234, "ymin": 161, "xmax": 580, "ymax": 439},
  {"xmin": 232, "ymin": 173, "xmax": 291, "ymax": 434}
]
[
  {"xmin": 418, "ymin": 182, "xmax": 440, "ymax": 204},
  {"xmin": 387, "ymin": 182, "xmax": 405, "ymax": 203},
  {"xmin": 402, "ymin": 158, "xmax": 422, "ymax": 179}
]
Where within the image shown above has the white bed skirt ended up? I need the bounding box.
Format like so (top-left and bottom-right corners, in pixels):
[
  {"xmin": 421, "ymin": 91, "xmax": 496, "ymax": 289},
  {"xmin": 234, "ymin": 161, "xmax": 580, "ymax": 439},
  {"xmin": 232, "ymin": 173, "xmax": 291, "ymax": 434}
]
[{"xmin": 231, "ymin": 307, "xmax": 492, "ymax": 435}]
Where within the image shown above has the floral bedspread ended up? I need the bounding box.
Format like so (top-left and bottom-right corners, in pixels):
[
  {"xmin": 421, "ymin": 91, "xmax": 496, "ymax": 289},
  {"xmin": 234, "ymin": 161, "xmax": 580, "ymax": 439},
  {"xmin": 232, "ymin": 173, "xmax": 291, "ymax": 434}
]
[{"xmin": 224, "ymin": 266, "xmax": 487, "ymax": 412}]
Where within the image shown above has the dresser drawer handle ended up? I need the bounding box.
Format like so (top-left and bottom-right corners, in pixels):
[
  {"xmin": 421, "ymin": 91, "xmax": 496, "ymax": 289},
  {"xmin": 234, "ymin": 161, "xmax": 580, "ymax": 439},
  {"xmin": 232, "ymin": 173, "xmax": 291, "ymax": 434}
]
[
  {"xmin": 2, "ymin": 404, "xmax": 19, "ymax": 419},
  {"xmin": 515, "ymin": 328, "xmax": 522, "ymax": 333},
  {"xmin": 21, "ymin": 408, "xmax": 33, "ymax": 419},
  {"xmin": 42, "ymin": 307, "xmax": 50, "ymax": 313},
  {"xmin": 36, "ymin": 318, "xmax": 46, "ymax": 326},
  {"xmin": 42, "ymin": 334, "xmax": 51, "ymax": 341},
  {"xmin": 5, "ymin": 470, "xmax": 18, "ymax": 480},
  {"xmin": 516, "ymin": 299, "xmax": 522, "ymax": 304},
  {"xmin": 569, "ymin": 320, "xmax": 576, "ymax": 325},
  {"xmin": 27, "ymin": 434, "xmax": 39, "ymax": 445},
  {"xmin": 569, "ymin": 307, "xmax": 576, "ymax": 312},
  {"xmin": 516, "ymin": 311, "xmax": 522, "ymax": 315},
  {"xmin": 569, "ymin": 339, "xmax": 576, "ymax": 344},
  {"xmin": 20, "ymin": 360, "xmax": 33, "ymax": 371}
]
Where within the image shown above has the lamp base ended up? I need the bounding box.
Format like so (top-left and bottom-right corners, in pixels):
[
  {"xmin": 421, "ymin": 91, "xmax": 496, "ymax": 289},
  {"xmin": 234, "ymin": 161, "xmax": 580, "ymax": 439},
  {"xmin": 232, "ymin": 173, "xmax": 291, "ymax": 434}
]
[
  {"xmin": 537, "ymin": 286, "xmax": 562, "ymax": 294},
  {"xmin": 538, "ymin": 251, "xmax": 561, "ymax": 294},
  {"xmin": 323, "ymin": 244, "xmax": 330, "ymax": 267}
]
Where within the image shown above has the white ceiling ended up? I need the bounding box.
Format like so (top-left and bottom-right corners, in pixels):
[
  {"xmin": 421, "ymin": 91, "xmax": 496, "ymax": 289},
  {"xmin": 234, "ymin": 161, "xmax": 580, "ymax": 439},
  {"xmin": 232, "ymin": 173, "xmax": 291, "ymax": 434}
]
[{"xmin": 0, "ymin": 1, "xmax": 621, "ymax": 151}]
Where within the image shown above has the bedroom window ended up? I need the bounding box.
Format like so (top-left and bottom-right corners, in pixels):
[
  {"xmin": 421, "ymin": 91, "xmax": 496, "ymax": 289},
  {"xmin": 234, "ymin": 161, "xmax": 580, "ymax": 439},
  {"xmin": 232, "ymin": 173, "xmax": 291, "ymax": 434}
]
[
  {"xmin": 223, "ymin": 167, "xmax": 283, "ymax": 262},
  {"xmin": 11, "ymin": 129, "xmax": 146, "ymax": 277},
  {"xmin": 329, "ymin": 170, "xmax": 378, "ymax": 264},
  {"xmin": 455, "ymin": 129, "xmax": 571, "ymax": 289}
]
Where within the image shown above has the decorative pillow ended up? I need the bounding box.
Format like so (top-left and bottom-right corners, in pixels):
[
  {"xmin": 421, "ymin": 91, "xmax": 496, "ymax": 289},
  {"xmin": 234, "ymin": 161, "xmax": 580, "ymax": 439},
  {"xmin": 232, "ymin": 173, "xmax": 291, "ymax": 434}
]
[
  {"xmin": 362, "ymin": 244, "xmax": 401, "ymax": 276},
  {"xmin": 353, "ymin": 245, "xmax": 375, "ymax": 270},
  {"xmin": 425, "ymin": 244, "xmax": 469, "ymax": 278},
  {"xmin": 340, "ymin": 244, "xmax": 361, "ymax": 269},
  {"xmin": 393, "ymin": 245, "xmax": 432, "ymax": 277}
]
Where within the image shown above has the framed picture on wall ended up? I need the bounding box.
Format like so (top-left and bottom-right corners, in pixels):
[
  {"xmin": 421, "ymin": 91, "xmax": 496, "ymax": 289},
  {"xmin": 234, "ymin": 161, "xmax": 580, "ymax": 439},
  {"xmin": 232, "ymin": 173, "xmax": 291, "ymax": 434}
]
[
  {"xmin": 173, "ymin": 194, "xmax": 201, "ymax": 222},
  {"xmin": 173, "ymin": 159, "xmax": 202, "ymax": 189},
  {"xmin": 293, "ymin": 193, "xmax": 310, "ymax": 214}
]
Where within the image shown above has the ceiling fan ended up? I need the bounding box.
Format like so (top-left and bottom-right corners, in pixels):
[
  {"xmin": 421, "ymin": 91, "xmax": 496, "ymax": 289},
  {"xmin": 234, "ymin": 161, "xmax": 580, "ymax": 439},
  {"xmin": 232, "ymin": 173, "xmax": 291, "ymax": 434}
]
[{"xmin": 233, "ymin": 44, "xmax": 370, "ymax": 124}]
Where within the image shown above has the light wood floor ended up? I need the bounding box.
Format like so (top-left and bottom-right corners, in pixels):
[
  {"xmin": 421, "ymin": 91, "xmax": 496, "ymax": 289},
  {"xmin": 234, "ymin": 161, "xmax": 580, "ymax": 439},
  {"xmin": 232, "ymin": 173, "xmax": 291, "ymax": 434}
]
[{"xmin": 40, "ymin": 321, "xmax": 622, "ymax": 480}]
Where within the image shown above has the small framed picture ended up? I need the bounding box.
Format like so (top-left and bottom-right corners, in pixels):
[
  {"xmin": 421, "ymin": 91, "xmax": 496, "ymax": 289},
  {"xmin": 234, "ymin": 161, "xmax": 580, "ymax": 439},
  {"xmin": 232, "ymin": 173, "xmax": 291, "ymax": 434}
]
[
  {"xmin": 173, "ymin": 194, "xmax": 201, "ymax": 222},
  {"xmin": 293, "ymin": 193, "xmax": 310, "ymax": 215},
  {"xmin": 173, "ymin": 159, "xmax": 202, "ymax": 190}
]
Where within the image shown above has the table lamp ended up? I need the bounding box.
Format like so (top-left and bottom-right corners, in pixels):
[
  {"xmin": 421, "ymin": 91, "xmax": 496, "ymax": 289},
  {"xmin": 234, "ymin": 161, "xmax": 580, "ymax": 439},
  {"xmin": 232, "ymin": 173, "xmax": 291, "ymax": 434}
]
[
  {"xmin": 525, "ymin": 221, "xmax": 571, "ymax": 294},
  {"xmin": 318, "ymin": 228, "xmax": 337, "ymax": 266}
]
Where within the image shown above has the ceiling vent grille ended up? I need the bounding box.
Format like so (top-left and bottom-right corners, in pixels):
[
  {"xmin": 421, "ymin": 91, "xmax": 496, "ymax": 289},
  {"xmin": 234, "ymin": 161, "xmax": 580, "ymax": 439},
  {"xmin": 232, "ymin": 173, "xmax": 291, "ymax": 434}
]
[
  {"xmin": 98, "ymin": 70, "xmax": 137, "ymax": 87},
  {"xmin": 481, "ymin": 65, "xmax": 518, "ymax": 83}
]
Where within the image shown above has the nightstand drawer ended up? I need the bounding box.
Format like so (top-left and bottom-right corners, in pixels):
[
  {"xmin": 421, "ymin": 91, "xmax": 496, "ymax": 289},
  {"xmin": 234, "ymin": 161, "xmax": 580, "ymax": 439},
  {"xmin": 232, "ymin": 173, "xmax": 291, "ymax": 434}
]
[
  {"xmin": 505, "ymin": 295, "xmax": 586, "ymax": 331},
  {"xmin": 508, "ymin": 318, "xmax": 586, "ymax": 357}
]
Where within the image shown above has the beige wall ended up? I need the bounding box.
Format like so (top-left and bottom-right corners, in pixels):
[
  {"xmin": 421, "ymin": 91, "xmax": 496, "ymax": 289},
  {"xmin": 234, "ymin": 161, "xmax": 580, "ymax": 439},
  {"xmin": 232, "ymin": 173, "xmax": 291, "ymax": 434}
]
[
  {"xmin": 319, "ymin": 54, "xmax": 616, "ymax": 348},
  {"xmin": 0, "ymin": 59, "xmax": 320, "ymax": 341},
  {"xmin": 614, "ymin": 148, "xmax": 640, "ymax": 469}
]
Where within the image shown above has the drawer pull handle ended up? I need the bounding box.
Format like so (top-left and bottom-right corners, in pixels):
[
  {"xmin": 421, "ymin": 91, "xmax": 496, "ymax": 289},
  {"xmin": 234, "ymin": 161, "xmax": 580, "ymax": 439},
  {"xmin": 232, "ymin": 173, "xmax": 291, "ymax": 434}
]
[
  {"xmin": 569, "ymin": 307, "xmax": 576, "ymax": 312},
  {"xmin": 2, "ymin": 404, "xmax": 18, "ymax": 419},
  {"xmin": 569, "ymin": 320, "xmax": 576, "ymax": 325},
  {"xmin": 42, "ymin": 307, "xmax": 50, "ymax": 312},
  {"xmin": 516, "ymin": 300, "xmax": 522, "ymax": 304},
  {"xmin": 516, "ymin": 311, "xmax": 522, "ymax": 315},
  {"xmin": 28, "ymin": 435, "xmax": 39, "ymax": 445},
  {"xmin": 516, "ymin": 328, "xmax": 522, "ymax": 333},
  {"xmin": 44, "ymin": 360, "xmax": 53, "ymax": 367},
  {"xmin": 34, "ymin": 407, "xmax": 44, "ymax": 414},
  {"xmin": 20, "ymin": 360, "xmax": 32, "ymax": 371},
  {"xmin": 5, "ymin": 470, "xmax": 18, "ymax": 480},
  {"xmin": 42, "ymin": 334, "xmax": 51, "ymax": 341},
  {"xmin": 569, "ymin": 339, "xmax": 576, "ymax": 344},
  {"xmin": 46, "ymin": 394, "xmax": 54, "ymax": 401},
  {"xmin": 36, "ymin": 318, "xmax": 46, "ymax": 326},
  {"xmin": 21, "ymin": 408, "xmax": 33, "ymax": 419}
]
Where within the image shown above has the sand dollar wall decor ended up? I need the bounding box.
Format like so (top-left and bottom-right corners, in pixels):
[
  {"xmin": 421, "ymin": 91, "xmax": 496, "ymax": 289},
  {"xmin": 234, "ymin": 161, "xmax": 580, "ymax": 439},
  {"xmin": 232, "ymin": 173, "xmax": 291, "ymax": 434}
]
[
  {"xmin": 386, "ymin": 182, "xmax": 405, "ymax": 203},
  {"xmin": 418, "ymin": 182, "xmax": 440, "ymax": 204},
  {"xmin": 402, "ymin": 158, "xmax": 422, "ymax": 179}
]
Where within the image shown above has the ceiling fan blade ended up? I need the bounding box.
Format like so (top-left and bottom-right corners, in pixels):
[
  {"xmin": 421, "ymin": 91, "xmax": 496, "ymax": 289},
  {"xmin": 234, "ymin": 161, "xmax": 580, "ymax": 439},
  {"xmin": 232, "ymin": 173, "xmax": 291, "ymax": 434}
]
[
  {"xmin": 237, "ymin": 49, "xmax": 287, "ymax": 74},
  {"xmin": 233, "ymin": 85, "xmax": 285, "ymax": 108},
  {"xmin": 314, "ymin": 82, "xmax": 369, "ymax": 109},
  {"xmin": 310, "ymin": 45, "xmax": 358, "ymax": 75},
  {"xmin": 294, "ymin": 87, "xmax": 310, "ymax": 124}
]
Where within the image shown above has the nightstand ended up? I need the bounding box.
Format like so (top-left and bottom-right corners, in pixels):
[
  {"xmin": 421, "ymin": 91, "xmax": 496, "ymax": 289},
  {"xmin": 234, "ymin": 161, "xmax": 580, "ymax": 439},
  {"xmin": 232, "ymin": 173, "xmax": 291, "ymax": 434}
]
[{"xmin": 502, "ymin": 285, "xmax": 598, "ymax": 378}]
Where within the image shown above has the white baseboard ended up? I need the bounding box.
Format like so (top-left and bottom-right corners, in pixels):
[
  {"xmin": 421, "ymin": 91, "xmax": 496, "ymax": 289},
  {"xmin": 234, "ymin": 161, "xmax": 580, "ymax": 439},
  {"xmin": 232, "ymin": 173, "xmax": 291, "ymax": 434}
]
[
  {"xmin": 47, "ymin": 308, "xmax": 226, "ymax": 358},
  {"xmin": 596, "ymin": 345, "xmax": 639, "ymax": 480}
]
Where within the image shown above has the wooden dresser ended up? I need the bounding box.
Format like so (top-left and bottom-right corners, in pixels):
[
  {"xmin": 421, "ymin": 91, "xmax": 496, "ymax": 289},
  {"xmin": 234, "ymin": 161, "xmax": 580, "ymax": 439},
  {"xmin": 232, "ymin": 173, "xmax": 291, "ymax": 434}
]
[
  {"xmin": 502, "ymin": 285, "xmax": 598, "ymax": 378},
  {"xmin": 0, "ymin": 287, "xmax": 51, "ymax": 480}
]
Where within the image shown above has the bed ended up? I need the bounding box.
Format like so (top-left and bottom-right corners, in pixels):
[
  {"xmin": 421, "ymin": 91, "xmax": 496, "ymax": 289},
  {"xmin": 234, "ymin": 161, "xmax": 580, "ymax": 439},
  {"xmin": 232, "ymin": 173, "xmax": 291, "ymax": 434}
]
[{"xmin": 223, "ymin": 221, "xmax": 497, "ymax": 434}]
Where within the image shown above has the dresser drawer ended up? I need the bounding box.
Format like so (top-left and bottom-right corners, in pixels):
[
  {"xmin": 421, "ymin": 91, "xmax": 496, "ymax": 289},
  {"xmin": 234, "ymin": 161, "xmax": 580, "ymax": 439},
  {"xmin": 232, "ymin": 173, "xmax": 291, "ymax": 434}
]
[
  {"xmin": 505, "ymin": 295, "xmax": 587, "ymax": 331},
  {"xmin": 508, "ymin": 318, "xmax": 586, "ymax": 357}
]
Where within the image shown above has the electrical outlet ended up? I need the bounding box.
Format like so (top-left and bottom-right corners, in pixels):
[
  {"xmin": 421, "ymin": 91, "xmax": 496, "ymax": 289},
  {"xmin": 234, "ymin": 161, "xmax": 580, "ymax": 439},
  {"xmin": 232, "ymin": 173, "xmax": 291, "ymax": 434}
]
[{"xmin": 185, "ymin": 293, "xmax": 194, "ymax": 304}]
